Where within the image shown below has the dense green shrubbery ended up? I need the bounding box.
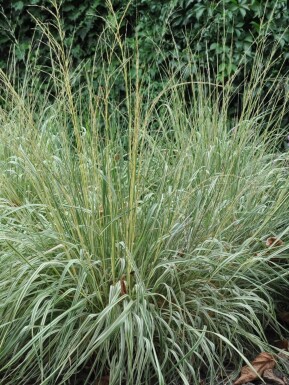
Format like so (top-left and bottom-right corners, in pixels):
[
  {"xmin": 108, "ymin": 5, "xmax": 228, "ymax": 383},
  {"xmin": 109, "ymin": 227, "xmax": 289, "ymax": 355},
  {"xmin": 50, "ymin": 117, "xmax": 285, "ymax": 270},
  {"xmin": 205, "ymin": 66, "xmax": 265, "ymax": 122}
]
[
  {"xmin": 1, "ymin": 1, "xmax": 289, "ymax": 128},
  {"xmin": 1, "ymin": 0, "xmax": 289, "ymax": 82}
]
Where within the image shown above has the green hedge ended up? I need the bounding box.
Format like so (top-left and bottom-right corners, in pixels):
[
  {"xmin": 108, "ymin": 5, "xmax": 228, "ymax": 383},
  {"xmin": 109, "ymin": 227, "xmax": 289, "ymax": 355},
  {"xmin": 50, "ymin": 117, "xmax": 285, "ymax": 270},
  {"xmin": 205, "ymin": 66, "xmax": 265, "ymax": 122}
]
[
  {"xmin": 1, "ymin": 1, "xmax": 289, "ymax": 117},
  {"xmin": 0, "ymin": 1, "xmax": 109, "ymax": 65}
]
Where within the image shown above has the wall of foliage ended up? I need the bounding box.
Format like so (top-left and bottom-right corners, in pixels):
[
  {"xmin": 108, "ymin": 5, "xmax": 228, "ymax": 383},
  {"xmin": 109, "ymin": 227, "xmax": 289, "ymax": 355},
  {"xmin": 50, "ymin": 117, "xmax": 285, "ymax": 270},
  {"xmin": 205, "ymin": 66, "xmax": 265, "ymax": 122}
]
[{"xmin": 1, "ymin": 1, "xmax": 289, "ymax": 117}]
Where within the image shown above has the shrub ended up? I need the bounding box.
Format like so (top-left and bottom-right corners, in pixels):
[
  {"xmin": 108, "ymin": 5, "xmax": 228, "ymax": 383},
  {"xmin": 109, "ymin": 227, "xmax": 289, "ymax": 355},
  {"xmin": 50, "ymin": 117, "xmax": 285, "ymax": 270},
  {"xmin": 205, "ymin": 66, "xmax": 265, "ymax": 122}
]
[{"xmin": 1, "ymin": 1, "xmax": 289, "ymax": 91}]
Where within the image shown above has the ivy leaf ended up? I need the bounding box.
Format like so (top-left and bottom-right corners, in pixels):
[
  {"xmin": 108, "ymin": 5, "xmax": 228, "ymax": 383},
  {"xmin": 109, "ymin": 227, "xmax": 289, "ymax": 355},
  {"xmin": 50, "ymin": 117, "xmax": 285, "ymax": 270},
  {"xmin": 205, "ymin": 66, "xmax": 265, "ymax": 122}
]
[
  {"xmin": 13, "ymin": 1, "xmax": 24, "ymax": 11},
  {"xmin": 218, "ymin": 62, "xmax": 227, "ymax": 72},
  {"xmin": 239, "ymin": 7, "xmax": 246, "ymax": 17},
  {"xmin": 195, "ymin": 5, "xmax": 205, "ymax": 20}
]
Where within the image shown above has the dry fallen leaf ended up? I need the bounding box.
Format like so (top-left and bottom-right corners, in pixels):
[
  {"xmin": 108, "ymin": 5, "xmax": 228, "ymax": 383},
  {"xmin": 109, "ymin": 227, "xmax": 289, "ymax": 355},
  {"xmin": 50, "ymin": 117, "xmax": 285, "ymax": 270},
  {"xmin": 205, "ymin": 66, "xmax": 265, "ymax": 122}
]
[
  {"xmin": 266, "ymin": 237, "xmax": 284, "ymax": 247},
  {"xmin": 120, "ymin": 275, "xmax": 127, "ymax": 295},
  {"xmin": 233, "ymin": 352, "xmax": 275, "ymax": 385},
  {"xmin": 114, "ymin": 153, "xmax": 120, "ymax": 161},
  {"xmin": 263, "ymin": 369, "xmax": 286, "ymax": 385}
]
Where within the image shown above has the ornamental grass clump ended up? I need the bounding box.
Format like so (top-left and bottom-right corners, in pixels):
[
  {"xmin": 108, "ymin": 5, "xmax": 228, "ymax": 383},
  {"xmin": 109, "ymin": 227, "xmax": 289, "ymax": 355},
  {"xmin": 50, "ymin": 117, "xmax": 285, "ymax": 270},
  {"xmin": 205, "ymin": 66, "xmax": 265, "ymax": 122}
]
[{"xmin": 0, "ymin": 5, "xmax": 289, "ymax": 385}]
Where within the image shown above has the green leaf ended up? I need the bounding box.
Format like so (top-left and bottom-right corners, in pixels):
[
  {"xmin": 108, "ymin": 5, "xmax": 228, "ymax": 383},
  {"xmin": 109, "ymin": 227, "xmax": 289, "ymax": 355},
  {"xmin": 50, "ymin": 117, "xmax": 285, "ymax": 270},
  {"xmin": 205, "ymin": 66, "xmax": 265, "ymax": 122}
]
[
  {"xmin": 195, "ymin": 6, "xmax": 205, "ymax": 20},
  {"xmin": 239, "ymin": 7, "xmax": 246, "ymax": 17},
  {"xmin": 218, "ymin": 62, "xmax": 226, "ymax": 72},
  {"xmin": 13, "ymin": 1, "xmax": 24, "ymax": 11}
]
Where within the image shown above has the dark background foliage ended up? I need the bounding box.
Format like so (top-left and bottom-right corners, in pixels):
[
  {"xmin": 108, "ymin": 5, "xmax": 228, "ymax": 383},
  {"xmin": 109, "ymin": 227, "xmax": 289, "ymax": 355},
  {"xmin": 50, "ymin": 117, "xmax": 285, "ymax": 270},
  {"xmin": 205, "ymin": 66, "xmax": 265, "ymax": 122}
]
[{"xmin": 1, "ymin": 1, "xmax": 289, "ymax": 123}]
